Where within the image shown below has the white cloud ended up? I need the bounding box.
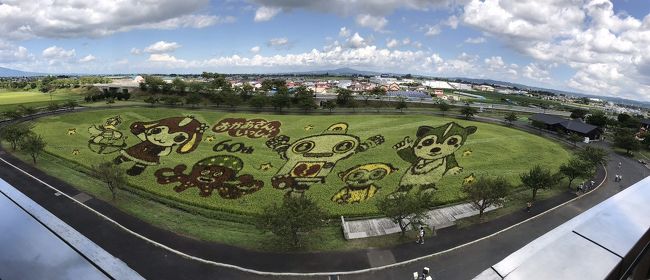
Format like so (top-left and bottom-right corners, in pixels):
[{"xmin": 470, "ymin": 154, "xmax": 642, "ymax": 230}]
[
  {"xmin": 465, "ymin": 37, "xmax": 486, "ymax": 44},
  {"xmin": 249, "ymin": 0, "xmax": 461, "ymax": 20},
  {"xmin": 148, "ymin": 53, "xmax": 186, "ymax": 63},
  {"xmin": 522, "ymin": 62, "xmax": 555, "ymax": 82},
  {"xmin": 250, "ymin": 46, "xmax": 261, "ymax": 53},
  {"xmin": 255, "ymin": 6, "xmax": 281, "ymax": 22},
  {"xmin": 0, "ymin": 41, "xmax": 34, "ymax": 63},
  {"xmin": 446, "ymin": 15, "xmax": 459, "ymax": 29},
  {"xmin": 42, "ymin": 46, "xmax": 75, "ymax": 59},
  {"xmin": 386, "ymin": 39, "xmax": 400, "ymax": 48},
  {"xmin": 79, "ymin": 54, "xmax": 96, "ymax": 63},
  {"xmin": 130, "ymin": 48, "xmax": 142, "ymax": 55},
  {"xmin": 461, "ymin": 0, "xmax": 650, "ymax": 100},
  {"xmin": 356, "ymin": 14, "xmax": 388, "ymax": 31},
  {"xmin": 0, "ymin": 0, "xmax": 229, "ymax": 39},
  {"xmin": 347, "ymin": 33, "xmax": 367, "ymax": 48},
  {"xmin": 144, "ymin": 41, "xmax": 182, "ymax": 53},
  {"xmin": 136, "ymin": 14, "xmax": 236, "ymax": 29},
  {"xmin": 424, "ymin": 25, "xmax": 441, "ymax": 36},
  {"xmin": 339, "ymin": 27, "xmax": 351, "ymax": 37},
  {"xmin": 267, "ymin": 37, "xmax": 290, "ymax": 48}
]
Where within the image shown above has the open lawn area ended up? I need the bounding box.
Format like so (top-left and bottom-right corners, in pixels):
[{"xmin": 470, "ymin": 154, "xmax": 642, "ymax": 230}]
[
  {"xmin": 31, "ymin": 108, "xmax": 571, "ymax": 218},
  {"xmin": 0, "ymin": 89, "xmax": 84, "ymax": 111}
]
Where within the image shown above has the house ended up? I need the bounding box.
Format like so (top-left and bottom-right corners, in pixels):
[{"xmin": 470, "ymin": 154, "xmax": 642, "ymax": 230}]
[
  {"xmin": 337, "ymin": 80, "xmax": 352, "ymax": 89},
  {"xmin": 473, "ymin": 85, "xmax": 495, "ymax": 92},
  {"xmin": 529, "ymin": 113, "xmax": 602, "ymax": 140},
  {"xmin": 380, "ymin": 82, "xmax": 400, "ymax": 92}
]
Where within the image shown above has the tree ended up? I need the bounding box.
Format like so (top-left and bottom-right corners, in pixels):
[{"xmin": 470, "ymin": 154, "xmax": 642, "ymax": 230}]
[
  {"xmin": 576, "ymin": 146, "xmax": 608, "ymax": 168},
  {"xmin": 323, "ymin": 100, "xmax": 336, "ymax": 112},
  {"xmin": 567, "ymin": 133, "xmax": 583, "ymax": 147},
  {"xmin": 171, "ymin": 78, "xmax": 187, "ymax": 95},
  {"xmin": 223, "ymin": 91, "xmax": 242, "ymax": 108},
  {"xmin": 256, "ymin": 196, "xmax": 326, "ymax": 247},
  {"xmin": 504, "ymin": 112, "xmax": 518, "ymax": 126},
  {"xmin": 271, "ymin": 92, "xmax": 291, "ymax": 111},
  {"xmin": 3, "ymin": 109, "xmax": 23, "ymax": 120},
  {"xmin": 613, "ymin": 129, "xmax": 640, "ymax": 155},
  {"xmin": 617, "ymin": 113, "xmax": 631, "ymax": 124},
  {"xmin": 570, "ymin": 109, "xmax": 587, "ymax": 120},
  {"xmin": 395, "ymin": 97, "xmax": 408, "ymax": 112},
  {"xmin": 249, "ymin": 95, "xmax": 268, "ymax": 110},
  {"xmin": 20, "ymin": 133, "xmax": 46, "ymax": 164},
  {"xmin": 348, "ymin": 99, "xmax": 359, "ymax": 112},
  {"xmin": 437, "ymin": 102, "xmax": 451, "ymax": 117},
  {"xmin": 0, "ymin": 123, "xmax": 32, "ymax": 151},
  {"xmin": 559, "ymin": 158, "xmax": 592, "ymax": 190},
  {"xmin": 461, "ymin": 106, "xmax": 478, "ymax": 119},
  {"xmin": 184, "ymin": 93, "xmax": 202, "ymax": 108},
  {"xmin": 18, "ymin": 105, "xmax": 38, "ymax": 116},
  {"xmin": 336, "ymin": 88, "xmax": 353, "ymax": 107},
  {"xmin": 585, "ymin": 112, "xmax": 608, "ymax": 128},
  {"xmin": 462, "ymin": 176, "xmax": 510, "ymax": 219},
  {"xmin": 63, "ymin": 100, "xmax": 78, "ymax": 111},
  {"xmin": 92, "ymin": 162, "xmax": 127, "ymax": 201},
  {"xmin": 143, "ymin": 96, "xmax": 158, "ymax": 107},
  {"xmin": 376, "ymin": 193, "xmax": 431, "ymax": 236},
  {"xmin": 520, "ymin": 165, "xmax": 557, "ymax": 201}
]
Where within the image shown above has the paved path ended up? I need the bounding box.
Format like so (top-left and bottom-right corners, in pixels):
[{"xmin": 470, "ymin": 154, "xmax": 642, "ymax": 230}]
[{"xmin": 343, "ymin": 202, "xmax": 499, "ymax": 239}]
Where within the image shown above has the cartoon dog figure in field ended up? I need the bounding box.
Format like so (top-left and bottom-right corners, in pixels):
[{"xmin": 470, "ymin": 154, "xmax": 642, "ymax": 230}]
[
  {"xmin": 266, "ymin": 123, "xmax": 384, "ymax": 197},
  {"xmin": 331, "ymin": 163, "xmax": 397, "ymax": 204},
  {"xmin": 114, "ymin": 116, "xmax": 208, "ymax": 176},
  {"xmin": 393, "ymin": 122, "xmax": 477, "ymax": 194}
]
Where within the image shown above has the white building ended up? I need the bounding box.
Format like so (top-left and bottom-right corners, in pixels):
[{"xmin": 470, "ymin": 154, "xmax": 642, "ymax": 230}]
[
  {"xmin": 423, "ymin": 80, "xmax": 454, "ymax": 89},
  {"xmin": 370, "ymin": 76, "xmax": 397, "ymax": 85}
]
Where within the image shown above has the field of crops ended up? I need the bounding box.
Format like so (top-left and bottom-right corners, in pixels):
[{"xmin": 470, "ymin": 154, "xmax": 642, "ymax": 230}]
[{"xmin": 32, "ymin": 108, "xmax": 570, "ymax": 217}]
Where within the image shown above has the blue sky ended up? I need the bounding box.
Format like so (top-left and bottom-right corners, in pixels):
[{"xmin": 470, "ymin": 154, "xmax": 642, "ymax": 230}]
[{"xmin": 1, "ymin": 0, "xmax": 650, "ymax": 101}]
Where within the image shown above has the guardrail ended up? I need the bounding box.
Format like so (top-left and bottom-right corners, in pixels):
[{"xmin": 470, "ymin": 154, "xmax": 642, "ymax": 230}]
[{"xmin": 473, "ymin": 176, "xmax": 650, "ymax": 280}]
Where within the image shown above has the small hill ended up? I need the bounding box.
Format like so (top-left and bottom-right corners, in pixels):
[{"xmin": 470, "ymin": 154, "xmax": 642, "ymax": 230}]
[{"xmin": 0, "ymin": 67, "xmax": 45, "ymax": 77}]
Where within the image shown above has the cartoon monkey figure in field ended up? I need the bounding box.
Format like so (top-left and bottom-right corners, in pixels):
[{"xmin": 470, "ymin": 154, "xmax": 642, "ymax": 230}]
[
  {"xmin": 266, "ymin": 123, "xmax": 384, "ymax": 197},
  {"xmin": 331, "ymin": 163, "xmax": 398, "ymax": 204},
  {"xmin": 87, "ymin": 115, "xmax": 127, "ymax": 154},
  {"xmin": 114, "ymin": 116, "xmax": 208, "ymax": 176},
  {"xmin": 393, "ymin": 122, "xmax": 477, "ymax": 195}
]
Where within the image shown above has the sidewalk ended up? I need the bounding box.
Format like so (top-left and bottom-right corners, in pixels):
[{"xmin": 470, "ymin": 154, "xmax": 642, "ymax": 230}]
[{"xmin": 343, "ymin": 202, "xmax": 499, "ymax": 239}]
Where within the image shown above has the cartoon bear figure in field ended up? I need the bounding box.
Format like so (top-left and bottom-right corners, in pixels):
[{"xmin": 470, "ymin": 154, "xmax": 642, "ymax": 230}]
[
  {"xmin": 393, "ymin": 122, "xmax": 477, "ymax": 194},
  {"xmin": 331, "ymin": 163, "xmax": 398, "ymax": 204},
  {"xmin": 266, "ymin": 123, "xmax": 384, "ymax": 197}
]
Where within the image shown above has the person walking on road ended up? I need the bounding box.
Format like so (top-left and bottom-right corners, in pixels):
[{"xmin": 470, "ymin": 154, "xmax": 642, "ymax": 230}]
[
  {"xmin": 526, "ymin": 201, "xmax": 532, "ymax": 212},
  {"xmin": 416, "ymin": 226, "xmax": 425, "ymax": 245}
]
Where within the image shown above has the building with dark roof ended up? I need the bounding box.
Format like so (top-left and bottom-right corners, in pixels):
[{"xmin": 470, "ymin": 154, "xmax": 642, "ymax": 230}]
[
  {"xmin": 529, "ymin": 113, "xmax": 602, "ymax": 140},
  {"xmin": 641, "ymin": 119, "xmax": 650, "ymax": 130}
]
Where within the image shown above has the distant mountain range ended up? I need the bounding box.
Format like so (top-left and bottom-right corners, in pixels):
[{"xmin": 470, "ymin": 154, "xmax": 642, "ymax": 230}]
[
  {"xmin": 0, "ymin": 67, "xmax": 45, "ymax": 77},
  {"xmin": 281, "ymin": 67, "xmax": 381, "ymax": 76}
]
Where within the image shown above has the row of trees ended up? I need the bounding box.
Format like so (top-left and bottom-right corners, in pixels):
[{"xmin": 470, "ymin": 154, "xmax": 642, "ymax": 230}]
[
  {"xmin": 1, "ymin": 100, "xmax": 78, "ymax": 120},
  {"xmin": 0, "ymin": 123, "xmax": 47, "ymax": 164}
]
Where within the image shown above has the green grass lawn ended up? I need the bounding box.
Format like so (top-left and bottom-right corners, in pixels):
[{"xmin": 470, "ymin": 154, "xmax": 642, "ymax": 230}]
[
  {"xmin": 31, "ymin": 107, "xmax": 571, "ymax": 218},
  {"xmin": 0, "ymin": 89, "xmax": 84, "ymax": 111}
]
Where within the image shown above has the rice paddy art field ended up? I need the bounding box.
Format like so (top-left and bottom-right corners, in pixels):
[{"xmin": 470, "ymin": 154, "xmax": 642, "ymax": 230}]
[{"xmin": 32, "ymin": 108, "xmax": 570, "ymax": 217}]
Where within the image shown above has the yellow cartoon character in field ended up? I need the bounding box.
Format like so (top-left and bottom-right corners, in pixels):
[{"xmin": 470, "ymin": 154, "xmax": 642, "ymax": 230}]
[{"xmin": 332, "ymin": 163, "xmax": 398, "ymax": 204}]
